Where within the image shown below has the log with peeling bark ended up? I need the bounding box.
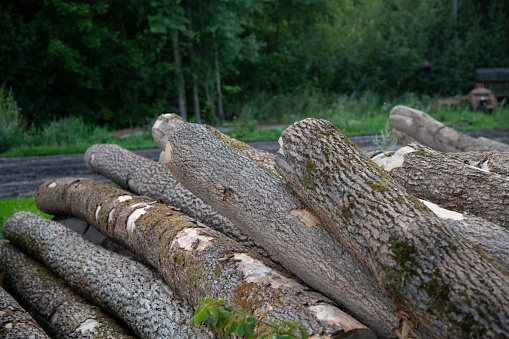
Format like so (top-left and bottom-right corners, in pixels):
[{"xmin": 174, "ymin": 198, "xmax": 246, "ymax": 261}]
[
  {"xmin": 165, "ymin": 124, "xmax": 433, "ymax": 339},
  {"xmin": 85, "ymin": 143, "xmax": 266, "ymax": 256},
  {"xmin": 275, "ymin": 118, "xmax": 509, "ymax": 338},
  {"xmin": 389, "ymin": 105, "xmax": 509, "ymax": 152},
  {"xmin": 370, "ymin": 143, "xmax": 509, "ymax": 227},
  {"xmin": 153, "ymin": 113, "xmax": 276, "ymax": 172},
  {"xmin": 448, "ymin": 151, "xmax": 509, "ymax": 177},
  {"xmin": 0, "ymin": 241, "xmax": 135, "ymax": 339},
  {"xmin": 3, "ymin": 211, "xmax": 213, "ymax": 339},
  {"xmin": 34, "ymin": 177, "xmax": 374, "ymax": 339},
  {"xmin": 0, "ymin": 284, "xmax": 50, "ymax": 339}
]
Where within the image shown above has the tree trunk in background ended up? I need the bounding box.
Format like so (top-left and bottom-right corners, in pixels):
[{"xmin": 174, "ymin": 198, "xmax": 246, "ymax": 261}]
[
  {"xmin": 3, "ymin": 211, "xmax": 211, "ymax": 339},
  {"xmin": 389, "ymin": 105, "xmax": 509, "ymax": 152},
  {"xmin": 0, "ymin": 285, "xmax": 50, "ymax": 339},
  {"xmin": 0, "ymin": 241, "xmax": 134, "ymax": 339},
  {"xmin": 173, "ymin": 30, "xmax": 187, "ymax": 120},
  {"xmin": 85, "ymin": 143, "xmax": 267, "ymax": 255},
  {"xmin": 212, "ymin": 33, "xmax": 225, "ymax": 123},
  {"xmin": 371, "ymin": 143, "xmax": 509, "ymax": 227},
  {"xmin": 33, "ymin": 178, "xmax": 374, "ymax": 338},
  {"xmin": 275, "ymin": 118, "xmax": 509, "ymax": 338},
  {"xmin": 204, "ymin": 81, "xmax": 219, "ymax": 124},
  {"xmin": 165, "ymin": 123, "xmax": 429, "ymax": 339},
  {"xmin": 187, "ymin": 36, "xmax": 202, "ymax": 124}
]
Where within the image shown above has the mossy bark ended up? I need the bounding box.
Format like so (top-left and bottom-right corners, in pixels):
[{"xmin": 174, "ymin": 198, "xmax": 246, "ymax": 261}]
[
  {"xmin": 0, "ymin": 285, "xmax": 50, "ymax": 339},
  {"xmin": 371, "ymin": 143, "xmax": 509, "ymax": 227},
  {"xmin": 389, "ymin": 105, "xmax": 509, "ymax": 152},
  {"xmin": 275, "ymin": 118, "xmax": 509, "ymax": 338},
  {"xmin": 34, "ymin": 177, "xmax": 372, "ymax": 338},
  {"xmin": 0, "ymin": 241, "xmax": 135, "ymax": 338},
  {"xmin": 85, "ymin": 143, "xmax": 266, "ymax": 256},
  {"xmin": 3, "ymin": 211, "xmax": 212, "ymax": 339},
  {"xmin": 165, "ymin": 123, "xmax": 428, "ymax": 339}
]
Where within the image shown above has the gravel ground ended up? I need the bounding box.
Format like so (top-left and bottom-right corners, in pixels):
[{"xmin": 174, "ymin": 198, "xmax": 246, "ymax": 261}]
[{"xmin": 1, "ymin": 128, "xmax": 508, "ymax": 200}]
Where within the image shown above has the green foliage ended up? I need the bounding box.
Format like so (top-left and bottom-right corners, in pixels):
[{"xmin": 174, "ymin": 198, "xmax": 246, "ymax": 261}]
[
  {"xmin": 373, "ymin": 123, "xmax": 398, "ymax": 151},
  {"xmin": 191, "ymin": 297, "xmax": 310, "ymax": 339},
  {"xmin": 0, "ymin": 88, "xmax": 22, "ymax": 153},
  {"xmin": 0, "ymin": 197, "xmax": 51, "ymax": 239}
]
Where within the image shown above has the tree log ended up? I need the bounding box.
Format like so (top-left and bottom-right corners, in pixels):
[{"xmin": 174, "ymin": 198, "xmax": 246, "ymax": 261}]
[
  {"xmin": 275, "ymin": 118, "xmax": 509, "ymax": 338},
  {"xmin": 85, "ymin": 143, "xmax": 266, "ymax": 255},
  {"xmin": 34, "ymin": 177, "xmax": 373, "ymax": 339},
  {"xmin": 370, "ymin": 143, "xmax": 509, "ymax": 227},
  {"xmin": 0, "ymin": 241, "xmax": 135, "ymax": 338},
  {"xmin": 388, "ymin": 105, "xmax": 509, "ymax": 152},
  {"xmin": 0, "ymin": 284, "xmax": 50, "ymax": 339},
  {"xmin": 152, "ymin": 113, "xmax": 188, "ymax": 150},
  {"xmin": 3, "ymin": 211, "xmax": 212, "ymax": 339},
  {"xmin": 165, "ymin": 124, "xmax": 432, "ymax": 339},
  {"xmin": 448, "ymin": 151, "xmax": 509, "ymax": 177}
]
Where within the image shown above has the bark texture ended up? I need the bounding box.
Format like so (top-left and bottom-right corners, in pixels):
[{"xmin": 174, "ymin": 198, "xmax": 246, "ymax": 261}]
[
  {"xmin": 85, "ymin": 143, "xmax": 266, "ymax": 255},
  {"xmin": 0, "ymin": 285, "xmax": 50, "ymax": 339},
  {"xmin": 448, "ymin": 151, "xmax": 509, "ymax": 177},
  {"xmin": 34, "ymin": 178, "xmax": 372, "ymax": 339},
  {"xmin": 3, "ymin": 211, "xmax": 212, "ymax": 339},
  {"xmin": 275, "ymin": 118, "xmax": 509, "ymax": 338},
  {"xmin": 0, "ymin": 241, "xmax": 134, "ymax": 338},
  {"xmin": 153, "ymin": 113, "xmax": 276, "ymax": 173},
  {"xmin": 165, "ymin": 123, "xmax": 429, "ymax": 339},
  {"xmin": 389, "ymin": 105, "xmax": 509, "ymax": 152},
  {"xmin": 371, "ymin": 144, "xmax": 509, "ymax": 227}
]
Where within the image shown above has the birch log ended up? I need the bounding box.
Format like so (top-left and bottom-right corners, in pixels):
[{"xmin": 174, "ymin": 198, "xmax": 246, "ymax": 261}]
[
  {"xmin": 0, "ymin": 241, "xmax": 134, "ymax": 339},
  {"xmin": 3, "ymin": 211, "xmax": 212, "ymax": 339},
  {"xmin": 165, "ymin": 124, "xmax": 432, "ymax": 339},
  {"xmin": 389, "ymin": 105, "xmax": 509, "ymax": 152},
  {"xmin": 370, "ymin": 143, "xmax": 509, "ymax": 227},
  {"xmin": 34, "ymin": 178, "xmax": 373, "ymax": 339},
  {"xmin": 275, "ymin": 118, "xmax": 509, "ymax": 338},
  {"xmin": 0, "ymin": 285, "xmax": 50, "ymax": 339},
  {"xmin": 85, "ymin": 143, "xmax": 266, "ymax": 255}
]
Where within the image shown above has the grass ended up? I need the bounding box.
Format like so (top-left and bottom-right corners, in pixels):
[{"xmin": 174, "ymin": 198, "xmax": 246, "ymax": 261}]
[{"xmin": 0, "ymin": 196, "xmax": 51, "ymax": 239}]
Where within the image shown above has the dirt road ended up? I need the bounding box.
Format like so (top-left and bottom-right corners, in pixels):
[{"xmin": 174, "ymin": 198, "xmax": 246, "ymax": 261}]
[{"xmin": 1, "ymin": 129, "xmax": 508, "ymax": 200}]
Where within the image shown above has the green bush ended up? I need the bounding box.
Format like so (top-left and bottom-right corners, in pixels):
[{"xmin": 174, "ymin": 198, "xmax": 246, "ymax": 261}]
[{"xmin": 0, "ymin": 89, "xmax": 22, "ymax": 153}]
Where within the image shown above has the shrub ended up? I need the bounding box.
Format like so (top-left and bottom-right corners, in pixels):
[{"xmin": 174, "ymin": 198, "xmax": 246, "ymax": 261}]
[{"xmin": 0, "ymin": 88, "xmax": 22, "ymax": 153}]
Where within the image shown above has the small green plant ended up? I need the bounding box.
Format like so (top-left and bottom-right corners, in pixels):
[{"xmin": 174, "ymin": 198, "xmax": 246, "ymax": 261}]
[
  {"xmin": 0, "ymin": 88, "xmax": 22, "ymax": 153},
  {"xmin": 373, "ymin": 122, "xmax": 397, "ymax": 151},
  {"xmin": 191, "ymin": 297, "xmax": 310, "ymax": 339}
]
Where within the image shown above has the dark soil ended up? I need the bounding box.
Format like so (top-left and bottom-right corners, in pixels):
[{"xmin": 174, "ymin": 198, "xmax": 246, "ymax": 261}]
[{"xmin": 1, "ymin": 129, "xmax": 508, "ymax": 200}]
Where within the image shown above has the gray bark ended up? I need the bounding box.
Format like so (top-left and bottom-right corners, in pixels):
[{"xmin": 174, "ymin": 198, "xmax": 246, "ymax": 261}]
[
  {"xmin": 389, "ymin": 105, "xmax": 509, "ymax": 152},
  {"xmin": 275, "ymin": 118, "xmax": 509, "ymax": 338},
  {"xmin": 0, "ymin": 285, "xmax": 50, "ymax": 339},
  {"xmin": 448, "ymin": 151, "xmax": 509, "ymax": 177},
  {"xmin": 3, "ymin": 211, "xmax": 212, "ymax": 339},
  {"xmin": 33, "ymin": 178, "xmax": 373, "ymax": 338},
  {"xmin": 84, "ymin": 143, "xmax": 266, "ymax": 255},
  {"xmin": 165, "ymin": 123, "xmax": 430, "ymax": 339},
  {"xmin": 152, "ymin": 113, "xmax": 187, "ymax": 150},
  {"xmin": 0, "ymin": 241, "xmax": 134, "ymax": 338},
  {"xmin": 371, "ymin": 143, "xmax": 509, "ymax": 227}
]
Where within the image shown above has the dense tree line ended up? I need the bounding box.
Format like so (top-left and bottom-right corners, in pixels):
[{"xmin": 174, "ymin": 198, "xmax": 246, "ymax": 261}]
[{"xmin": 1, "ymin": 0, "xmax": 508, "ymax": 127}]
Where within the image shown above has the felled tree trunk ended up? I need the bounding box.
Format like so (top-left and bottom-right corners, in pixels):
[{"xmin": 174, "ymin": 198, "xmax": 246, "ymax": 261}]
[
  {"xmin": 275, "ymin": 118, "xmax": 509, "ymax": 338},
  {"xmin": 0, "ymin": 285, "xmax": 50, "ymax": 339},
  {"xmin": 34, "ymin": 178, "xmax": 373, "ymax": 339},
  {"xmin": 3, "ymin": 212, "xmax": 212, "ymax": 339},
  {"xmin": 0, "ymin": 241, "xmax": 134, "ymax": 339},
  {"xmin": 165, "ymin": 124, "xmax": 430, "ymax": 339},
  {"xmin": 152, "ymin": 113, "xmax": 276, "ymax": 172},
  {"xmin": 389, "ymin": 105, "xmax": 509, "ymax": 152},
  {"xmin": 448, "ymin": 151, "xmax": 509, "ymax": 177},
  {"xmin": 85, "ymin": 144, "xmax": 266, "ymax": 255},
  {"xmin": 370, "ymin": 143, "xmax": 509, "ymax": 227}
]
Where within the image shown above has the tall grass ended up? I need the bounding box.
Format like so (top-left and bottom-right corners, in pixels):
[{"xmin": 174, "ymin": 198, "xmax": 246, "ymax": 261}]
[{"xmin": 0, "ymin": 89, "xmax": 22, "ymax": 153}]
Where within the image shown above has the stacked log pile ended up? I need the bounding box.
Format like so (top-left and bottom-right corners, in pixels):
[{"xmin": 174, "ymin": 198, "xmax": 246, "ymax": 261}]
[{"xmin": 1, "ymin": 111, "xmax": 508, "ymax": 338}]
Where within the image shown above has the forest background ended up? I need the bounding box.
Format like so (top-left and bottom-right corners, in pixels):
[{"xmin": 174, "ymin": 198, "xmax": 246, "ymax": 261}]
[{"xmin": 1, "ymin": 0, "xmax": 508, "ymax": 130}]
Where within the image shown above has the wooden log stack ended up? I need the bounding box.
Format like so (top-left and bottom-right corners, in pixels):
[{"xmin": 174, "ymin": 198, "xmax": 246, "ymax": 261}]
[{"xmin": 1, "ymin": 111, "xmax": 508, "ymax": 339}]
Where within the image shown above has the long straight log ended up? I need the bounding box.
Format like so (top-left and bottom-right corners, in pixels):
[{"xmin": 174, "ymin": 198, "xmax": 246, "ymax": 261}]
[
  {"xmin": 3, "ymin": 211, "xmax": 212, "ymax": 339},
  {"xmin": 34, "ymin": 177, "xmax": 373, "ymax": 339},
  {"xmin": 448, "ymin": 151, "xmax": 509, "ymax": 177},
  {"xmin": 0, "ymin": 241, "xmax": 134, "ymax": 338},
  {"xmin": 0, "ymin": 285, "xmax": 50, "ymax": 339},
  {"xmin": 275, "ymin": 118, "xmax": 509, "ymax": 338},
  {"xmin": 370, "ymin": 143, "xmax": 509, "ymax": 227},
  {"xmin": 165, "ymin": 124, "xmax": 432, "ymax": 338},
  {"xmin": 389, "ymin": 105, "xmax": 509, "ymax": 152},
  {"xmin": 85, "ymin": 143, "xmax": 266, "ymax": 255}
]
